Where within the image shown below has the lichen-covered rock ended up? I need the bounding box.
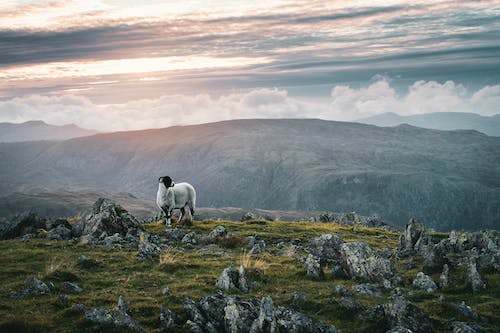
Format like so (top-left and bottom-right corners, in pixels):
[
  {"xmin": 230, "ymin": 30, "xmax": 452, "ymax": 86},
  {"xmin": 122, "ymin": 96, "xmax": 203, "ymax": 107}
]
[
  {"xmin": 445, "ymin": 321, "xmax": 487, "ymax": 333},
  {"xmin": 72, "ymin": 198, "xmax": 141, "ymax": 239},
  {"xmin": 340, "ymin": 242, "xmax": 397, "ymax": 285},
  {"xmin": 208, "ymin": 225, "xmax": 227, "ymax": 240},
  {"xmin": 136, "ymin": 232, "xmax": 162, "ymax": 261},
  {"xmin": 11, "ymin": 277, "xmax": 51, "ymax": 298},
  {"xmin": 397, "ymin": 218, "xmax": 426, "ymax": 257},
  {"xmin": 304, "ymin": 254, "xmax": 324, "ymax": 279},
  {"xmin": 412, "ymin": 272, "xmax": 437, "ymax": 294},
  {"xmin": 47, "ymin": 224, "xmax": 72, "ymax": 241},
  {"xmin": 62, "ymin": 281, "xmax": 83, "ymax": 293},
  {"xmin": 0, "ymin": 212, "xmax": 45, "ymax": 240},
  {"xmin": 250, "ymin": 296, "xmax": 277, "ymax": 333},
  {"xmin": 440, "ymin": 264, "xmax": 450, "ymax": 290},
  {"xmin": 216, "ymin": 263, "xmax": 249, "ymax": 293},
  {"xmin": 160, "ymin": 307, "xmax": 177, "ymax": 329},
  {"xmin": 465, "ymin": 257, "xmax": 486, "ymax": 292},
  {"xmin": 385, "ymin": 296, "xmax": 433, "ymax": 333},
  {"xmin": 85, "ymin": 295, "xmax": 143, "ymax": 332},
  {"xmin": 241, "ymin": 212, "xmax": 258, "ymax": 221},
  {"xmin": 249, "ymin": 237, "xmax": 266, "ymax": 254},
  {"xmin": 308, "ymin": 233, "xmax": 344, "ymax": 263},
  {"xmin": 165, "ymin": 227, "xmax": 186, "ymax": 241},
  {"xmin": 351, "ymin": 283, "xmax": 382, "ymax": 297},
  {"xmin": 337, "ymin": 294, "xmax": 364, "ymax": 311},
  {"xmin": 182, "ymin": 232, "xmax": 197, "ymax": 245},
  {"xmin": 103, "ymin": 233, "xmax": 124, "ymax": 247}
]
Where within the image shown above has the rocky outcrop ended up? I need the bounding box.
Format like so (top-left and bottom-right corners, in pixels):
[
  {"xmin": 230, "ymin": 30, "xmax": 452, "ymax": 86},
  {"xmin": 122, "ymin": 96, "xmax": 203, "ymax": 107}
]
[
  {"xmin": 85, "ymin": 295, "xmax": 143, "ymax": 332},
  {"xmin": 397, "ymin": 218, "xmax": 427, "ymax": 257},
  {"xmin": 216, "ymin": 263, "xmax": 249, "ymax": 293},
  {"xmin": 47, "ymin": 224, "xmax": 72, "ymax": 241},
  {"xmin": 465, "ymin": 257, "xmax": 486, "ymax": 292},
  {"xmin": 308, "ymin": 233, "xmax": 344, "ymax": 263},
  {"xmin": 183, "ymin": 293, "xmax": 339, "ymax": 333},
  {"xmin": 0, "ymin": 212, "xmax": 45, "ymax": 240},
  {"xmin": 340, "ymin": 242, "xmax": 397, "ymax": 285},
  {"xmin": 351, "ymin": 283, "xmax": 382, "ymax": 297},
  {"xmin": 136, "ymin": 232, "xmax": 162, "ymax": 261},
  {"xmin": 160, "ymin": 307, "xmax": 177, "ymax": 329},
  {"xmin": 440, "ymin": 264, "xmax": 450, "ymax": 290},
  {"xmin": 72, "ymin": 198, "xmax": 141, "ymax": 239},
  {"xmin": 412, "ymin": 272, "xmax": 437, "ymax": 294},
  {"xmin": 304, "ymin": 254, "xmax": 324, "ymax": 280},
  {"xmin": 385, "ymin": 296, "xmax": 433, "ymax": 333},
  {"xmin": 11, "ymin": 277, "xmax": 51, "ymax": 298}
]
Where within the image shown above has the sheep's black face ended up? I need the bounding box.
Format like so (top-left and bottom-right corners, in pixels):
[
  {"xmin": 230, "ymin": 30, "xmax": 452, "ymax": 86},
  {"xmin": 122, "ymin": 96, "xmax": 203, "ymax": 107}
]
[{"xmin": 159, "ymin": 176, "xmax": 173, "ymax": 187}]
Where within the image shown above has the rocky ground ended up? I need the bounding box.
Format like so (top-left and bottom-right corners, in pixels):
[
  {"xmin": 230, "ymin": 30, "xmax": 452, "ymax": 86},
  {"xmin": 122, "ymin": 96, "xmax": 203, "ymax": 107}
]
[{"xmin": 0, "ymin": 198, "xmax": 498, "ymax": 332}]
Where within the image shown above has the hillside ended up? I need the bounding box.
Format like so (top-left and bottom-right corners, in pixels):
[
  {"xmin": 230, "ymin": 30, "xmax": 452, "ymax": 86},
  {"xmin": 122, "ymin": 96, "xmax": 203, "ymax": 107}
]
[
  {"xmin": 0, "ymin": 119, "xmax": 499, "ymax": 230},
  {"xmin": 357, "ymin": 112, "xmax": 500, "ymax": 137},
  {"xmin": 0, "ymin": 120, "xmax": 99, "ymax": 142},
  {"xmin": 0, "ymin": 200, "xmax": 498, "ymax": 332}
]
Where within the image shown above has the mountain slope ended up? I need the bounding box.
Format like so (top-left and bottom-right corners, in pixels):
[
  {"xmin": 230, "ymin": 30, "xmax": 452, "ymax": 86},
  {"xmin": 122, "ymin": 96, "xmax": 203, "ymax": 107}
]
[
  {"xmin": 0, "ymin": 120, "xmax": 99, "ymax": 142},
  {"xmin": 356, "ymin": 112, "xmax": 500, "ymax": 136},
  {"xmin": 0, "ymin": 119, "xmax": 499, "ymax": 230}
]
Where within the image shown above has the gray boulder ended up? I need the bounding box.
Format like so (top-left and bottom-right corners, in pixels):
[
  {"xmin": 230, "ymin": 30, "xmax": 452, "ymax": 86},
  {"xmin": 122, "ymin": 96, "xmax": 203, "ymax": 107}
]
[
  {"xmin": 62, "ymin": 281, "xmax": 83, "ymax": 293},
  {"xmin": 85, "ymin": 295, "xmax": 143, "ymax": 332},
  {"xmin": 446, "ymin": 321, "xmax": 487, "ymax": 333},
  {"xmin": 216, "ymin": 263, "xmax": 249, "ymax": 293},
  {"xmin": 72, "ymin": 198, "xmax": 141, "ymax": 239},
  {"xmin": 0, "ymin": 212, "xmax": 45, "ymax": 240},
  {"xmin": 412, "ymin": 272, "xmax": 437, "ymax": 294},
  {"xmin": 208, "ymin": 226, "xmax": 227, "ymax": 240},
  {"xmin": 249, "ymin": 237, "xmax": 266, "ymax": 254},
  {"xmin": 160, "ymin": 307, "xmax": 177, "ymax": 329},
  {"xmin": 165, "ymin": 227, "xmax": 186, "ymax": 241},
  {"xmin": 250, "ymin": 296, "xmax": 277, "ymax": 333},
  {"xmin": 465, "ymin": 257, "xmax": 486, "ymax": 292},
  {"xmin": 337, "ymin": 294, "xmax": 364, "ymax": 311},
  {"xmin": 397, "ymin": 218, "xmax": 426, "ymax": 257},
  {"xmin": 440, "ymin": 264, "xmax": 450, "ymax": 290},
  {"xmin": 136, "ymin": 232, "xmax": 162, "ymax": 261},
  {"xmin": 103, "ymin": 233, "xmax": 124, "ymax": 247},
  {"xmin": 308, "ymin": 233, "xmax": 344, "ymax": 263},
  {"xmin": 11, "ymin": 277, "xmax": 51, "ymax": 298},
  {"xmin": 47, "ymin": 224, "xmax": 72, "ymax": 241},
  {"xmin": 385, "ymin": 296, "xmax": 433, "ymax": 333},
  {"xmin": 182, "ymin": 232, "xmax": 197, "ymax": 245},
  {"xmin": 304, "ymin": 254, "xmax": 324, "ymax": 279},
  {"xmin": 351, "ymin": 283, "xmax": 382, "ymax": 297},
  {"xmin": 241, "ymin": 212, "xmax": 257, "ymax": 221},
  {"xmin": 340, "ymin": 242, "xmax": 397, "ymax": 285}
]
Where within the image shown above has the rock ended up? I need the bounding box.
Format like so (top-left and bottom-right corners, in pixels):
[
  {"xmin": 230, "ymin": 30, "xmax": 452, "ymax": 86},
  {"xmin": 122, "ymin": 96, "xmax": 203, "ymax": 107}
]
[
  {"xmin": 198, "ymin": 244, "xmax": 225, "ymax": 255},
  {"xmin": 136, "ymin": 232, "xmax": 162, "ymax": 261},
  {"xmin": 304, "ymin": 254, "xmax": 324, "ymax": 279},
  {"xmin": 47, "ymin": 224, "xmax": 72, "ymax": 241},
  {"xmin": 397, "ymin": 218, "xmax": 427, "ymax": 257},
  {"xmin": 337, "ymin": 294, "xmax": 364, "ymax": 311},
  {"xmin": 0, "ymin": 212, "xmax": 45, "ymax": 240},
  {"xmin": 465, "ymin": 257, "xmax": 486, "ymax": 292},
  {"xmin": 340, "ymin": 242, "xmax": 397, "ymax": 284},
  {"xmin": 162, "ymin": 287, "xmax": 170, "ymax": 295},
  {"xmin": 208, "ymin": 225, "xmax": 227, "ymax": 240},
  {"xmin": 165, "ymin": 227, "xmax": 186, "ymax": 241},
  {"xmin": 333, "ymin": 284, "xmax": 350, "ymax": 296},
  {"xmin": 62, "ymin": 281, "xmax": 83, "ymax": 293},
  {"xmin": 183, "ymin": 293, "xmax": 339, "ymax": 333},
  {"xmin": 11, "ymin": 277, "xmax": 51, "ymax": 298},
  {"xmin": 331, "ymin": 264, "xmax": 348, "ymax": 279},
  {"xmin": 46, "ymin": 218, "xmax": 71, "ymax": 230},
  {"xmin": 446, "ymin": 321, "xmax": 487, "ymax": 333},
  {"xmin": 365, "ymin": 304, "xmax": 385, "ymax": 319},
  {"xmin": 290, "ymin": 291, "xmax": 307, "ymax": 306},
  {"xmin": 160, "ymin": 307, "xmax": 177, "ymax": 329},
  {"xmin": 352, "ymin": 283, "xmax": 382, "ymax": 297},
  {"xmin": 308, "ymin": 233, "xmax": 344, "ymax": 263},
  {"xmin": 103, "ymin": 233, "xmax": 124, "ymax": 247},
  {"xmin": 386, "ymin": 327, "xmax": 413, "ymax": 333},
  {"xmin": 249, "ymin": 238, "xmax": 266, "ymax": 254},
  {"xmin": 385, "ymin": 296, "xmax": 433, "ymax": 333},
  {"xmin": 216, "ymin": 263, "xmax": 249, "ymax": 293},
  {"xmin": 72, "ymin": 198, "xmax": 141, "ymax": 239},
  {"xmin": 71, "ymin": 303, "xmax": 87, "ymax": 314},
  {"xmin": 182, "ymin": 232, "xmax": 197, "ymax": 245},
  {"xmin": 76, "ymin": 255, "xmax": 101, "ymax": 269},
  {"xmin": 440, "ymin": 264, "xmax": 450, "ymax": 290},
  {"xmin": 250, "ymin": 296, "xmax": 277, "ymax": 333},
  {"xmin": 241, "ymin": 212, "xmax": 257, "ymax": 221},
  {"xmin": 412, "ymin": 272, "xmax": 437, "ymax": 294},
  {"xmin": 85, "ymin": 295, "xmax": 143, "ymax": 332}
]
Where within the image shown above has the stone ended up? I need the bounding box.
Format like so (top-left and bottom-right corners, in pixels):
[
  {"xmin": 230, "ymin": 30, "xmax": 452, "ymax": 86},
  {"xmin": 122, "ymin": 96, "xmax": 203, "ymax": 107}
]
[
  {"xmin": 241, "ymin": 212, "xmax": 257, "ymax": 221},
  {"xmin": 250, "ymin": 296, "xmax": 277, "ymax": 333},
  {"xmin": 162, "ymin": 287, "xmax": 170, "ymax": 295},
  {"xmin": 136, "ymin": 232, "xmax": 162, "ymax": 261},
  {"xmin": 11, "ymin": 277, "xmax": 51, "ymax": 298},
  {"xmin": 340, "ymin": 242, "xmax": 397, "ymax": 284},
  {"xmin": 333, "ymin": 284, "xmax": 350, "ymax": 296},
  {"xmin": 446, "ymin": 321, "xmax": 487, "ymax": 333},
  {"xmin": 160, "ymin": 307, "xmax": 177, "ymax": 329},
  {"xmin": 308, "ymin": 233, "xmax": 344, "ymax": 263},
  {"xmin": 397, "ymin": 218, "xmax": 426, "ymax": 257},
  {"xmin": 337, "ymin": 295, "xmax": 364, "ymax": 311},
  {"xmin": 440, "ymin": 264, "xmax": 450, "ymax": 290},
  {"xmin": 351, "ymin": 283, "xmax": 382, "ymax": 297},
  {"xmin": 208, "ymin": 225, "xmax": 227, "ymax": 240},
  {"xmin": 304, "ymin": 254, "xmax": 324, "ymax": 279},
  {"xmin": 85, "ymin": 295, "xmax": 143, "ymax": 332},
  {"xmin": 47, "ymin": 224, "xmax": 72, "ymax": 241},
  {"xmin": 182, "ymin": 232, "xmax": 197, "ymax": 245},
  {"xmin": 249, "ymin": 238, "xmax": 266, "ymax": 254},
  {"xmin": 412, "ymin": 272, "xmax": 437, "ymax": 294},
  {"xmin": 72, "ymin": 198, "xmax": 141, "ymax": 239},
  {"xmin": 103, "ymin": 233, "xmax": 124, "ymax": 247},
  {"xmin": 385, "ymin": 296, "xmax": 433, "ymax": 333},
  {"xmin": 331, "ymin": 264, "xmax": 348, "ymax": 279},
  {"xmin": 465, "ymin": 257, "xmax": 486, "ymax": 292},
  {"xmin": 62, "ymin": 281, "xmax": 83, "ymax": 293},
  {"xmin": 216, "ymin": 263, "xmax": 249, "ymax": 293},
  {"xmin": 76, "ymin": 255, "xmax": 101, "ymax": 269},
  {"xmin": 290, "ymin": 291, "xmax": 307, "ymax": 305},
  {"xmin": 0, "ymin": 212, "xmax": 45, "ymax": 240},
  {"xmin": 165, "ymin": 227, "xmax": 186, "ymax": 241}
]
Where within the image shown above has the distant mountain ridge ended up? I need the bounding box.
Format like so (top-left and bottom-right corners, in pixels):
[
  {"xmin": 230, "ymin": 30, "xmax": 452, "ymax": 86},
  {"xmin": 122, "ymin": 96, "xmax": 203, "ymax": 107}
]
[
  {"xmin": 356, "ymin": 112, "xmax": 500, "ymax": 136},
  {"xmin": 0, "ymin": 120, "xmax": 99, "ymax": 142},
  {"xmin": 0, "ymin": 118, "xmax": 499, "ymax": 231}
]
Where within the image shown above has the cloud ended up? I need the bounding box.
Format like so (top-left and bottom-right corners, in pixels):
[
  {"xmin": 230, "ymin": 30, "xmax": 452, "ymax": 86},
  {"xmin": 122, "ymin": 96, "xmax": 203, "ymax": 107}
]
[{"xmin": 1, "ymin": 80, "xmax": 499, "ymax": 132}]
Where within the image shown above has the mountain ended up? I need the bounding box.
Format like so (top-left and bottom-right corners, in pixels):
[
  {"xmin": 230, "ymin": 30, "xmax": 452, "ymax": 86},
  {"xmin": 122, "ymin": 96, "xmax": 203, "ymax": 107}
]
[
  {"xmin": 0, "ymin": 120, "xmax": 99, "ymax": 142},
  {"xmin": 0, "ymin": 118, "xmax": 499, "ymax": 230},
  {"xmin": 356, "ymin": 112, "xmax": 500, "ymax": 136}
]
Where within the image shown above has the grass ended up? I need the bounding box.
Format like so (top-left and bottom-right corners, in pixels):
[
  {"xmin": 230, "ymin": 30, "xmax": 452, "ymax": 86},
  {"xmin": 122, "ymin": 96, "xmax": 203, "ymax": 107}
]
[{"xmin": 0, "ymin": 219, "xmax": 498, "ymax": 333}]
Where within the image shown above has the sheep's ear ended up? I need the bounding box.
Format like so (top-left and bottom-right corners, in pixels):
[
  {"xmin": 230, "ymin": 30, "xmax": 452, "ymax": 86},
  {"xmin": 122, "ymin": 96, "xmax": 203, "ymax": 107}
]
[{"xmin": 158, "ymin": 176, "xmax": 163, "ymax": 182}]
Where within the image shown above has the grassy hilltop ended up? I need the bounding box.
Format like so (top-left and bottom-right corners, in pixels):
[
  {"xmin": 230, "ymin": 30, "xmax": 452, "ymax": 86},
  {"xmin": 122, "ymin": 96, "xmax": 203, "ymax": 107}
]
[{"xmin": 0, "ymin": 218, "xmax": 499, "ymax": 332}]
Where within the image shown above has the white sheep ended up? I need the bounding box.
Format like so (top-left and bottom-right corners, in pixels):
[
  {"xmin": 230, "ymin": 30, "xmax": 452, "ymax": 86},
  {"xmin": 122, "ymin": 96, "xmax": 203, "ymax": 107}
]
[{"xmin": 156, "ymin": 176, "xmax": 196, "ymax": 226}]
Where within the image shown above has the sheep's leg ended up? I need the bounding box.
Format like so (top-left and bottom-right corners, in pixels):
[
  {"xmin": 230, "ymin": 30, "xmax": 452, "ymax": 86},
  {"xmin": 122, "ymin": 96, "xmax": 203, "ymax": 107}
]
[
  {"xmin": 179, "ymin": 207, "xmax": 185, "ymax": 222},
  {"xmin": 165, "ymin": 208, "xmax": 173, "ymax": 227}
]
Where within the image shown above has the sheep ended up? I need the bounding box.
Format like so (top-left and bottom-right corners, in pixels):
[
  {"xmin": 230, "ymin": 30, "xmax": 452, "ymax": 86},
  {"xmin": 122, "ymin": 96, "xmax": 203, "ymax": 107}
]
[{"xmin": 156, "ymin": 176, "xmax": 196, "ymax": 226}]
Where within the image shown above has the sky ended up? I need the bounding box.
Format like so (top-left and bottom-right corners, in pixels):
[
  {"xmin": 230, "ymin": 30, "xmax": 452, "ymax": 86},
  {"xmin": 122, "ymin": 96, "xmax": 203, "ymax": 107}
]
[{"xmin": 0, "ymin": 0, "xmax": 499, "ymax": 131}]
